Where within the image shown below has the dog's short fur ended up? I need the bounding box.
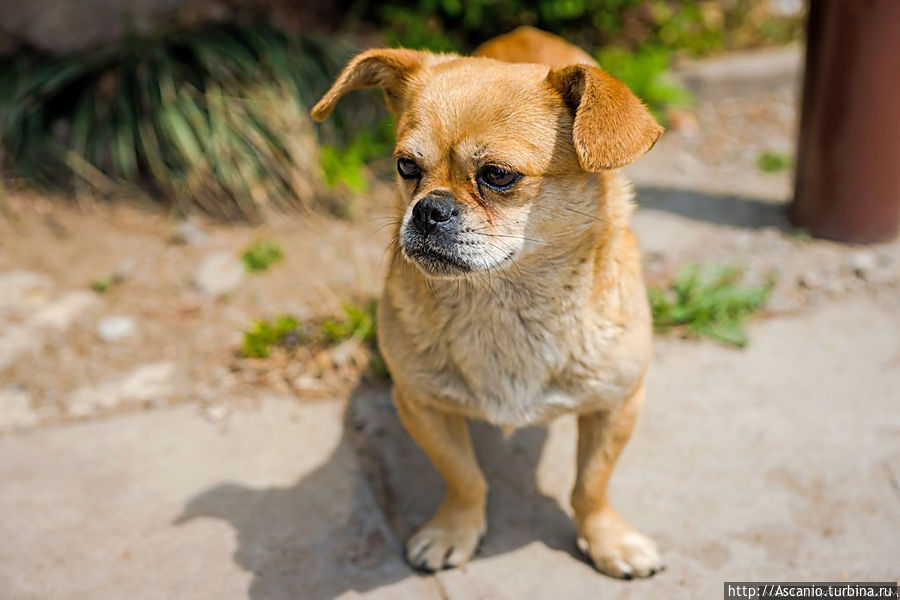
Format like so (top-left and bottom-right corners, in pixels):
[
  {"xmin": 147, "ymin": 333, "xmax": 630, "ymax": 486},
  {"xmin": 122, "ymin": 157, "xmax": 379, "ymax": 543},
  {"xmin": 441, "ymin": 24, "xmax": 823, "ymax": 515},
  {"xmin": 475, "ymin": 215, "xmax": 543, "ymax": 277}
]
[{"xmin": 312, "ymin": 26, "xmax": 664, "ymax": 578}]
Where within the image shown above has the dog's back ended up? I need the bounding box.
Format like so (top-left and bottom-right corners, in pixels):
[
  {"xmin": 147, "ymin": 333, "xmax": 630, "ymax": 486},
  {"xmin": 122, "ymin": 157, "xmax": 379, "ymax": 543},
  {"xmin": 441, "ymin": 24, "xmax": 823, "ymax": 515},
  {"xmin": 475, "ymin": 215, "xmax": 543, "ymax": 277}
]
[{"xmin": 474, "ymin": 25, "xmax": 596, "ymax": 67}]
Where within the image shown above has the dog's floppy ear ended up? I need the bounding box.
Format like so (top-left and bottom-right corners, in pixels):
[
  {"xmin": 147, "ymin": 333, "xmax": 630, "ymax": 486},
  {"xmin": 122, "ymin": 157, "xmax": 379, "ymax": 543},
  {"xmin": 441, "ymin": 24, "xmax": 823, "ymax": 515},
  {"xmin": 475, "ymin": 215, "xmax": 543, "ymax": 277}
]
[
  {"xmin": 311, "ymin": 48, "xmax": 448, "ymax": 121},
  {"xmin": 547, "ymin": 64, "xmax": 663, "ymax": 171}
]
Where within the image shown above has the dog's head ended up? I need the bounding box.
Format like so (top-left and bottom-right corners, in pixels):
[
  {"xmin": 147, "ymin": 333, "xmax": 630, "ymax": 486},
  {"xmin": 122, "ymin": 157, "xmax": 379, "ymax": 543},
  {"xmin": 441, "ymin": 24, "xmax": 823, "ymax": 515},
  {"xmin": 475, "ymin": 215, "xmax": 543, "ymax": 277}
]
[{"xmin": 312, "ymin": 49, "xmax": 661, "ymax": 278}]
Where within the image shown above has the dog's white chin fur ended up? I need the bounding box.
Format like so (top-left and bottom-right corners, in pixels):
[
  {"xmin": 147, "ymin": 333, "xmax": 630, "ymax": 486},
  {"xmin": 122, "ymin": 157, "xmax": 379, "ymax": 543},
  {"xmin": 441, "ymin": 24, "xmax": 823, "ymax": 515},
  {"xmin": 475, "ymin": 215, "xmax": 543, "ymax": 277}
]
[{"xmin": 401, "ymin": 244, "xmax": 521, "ymax": 281}]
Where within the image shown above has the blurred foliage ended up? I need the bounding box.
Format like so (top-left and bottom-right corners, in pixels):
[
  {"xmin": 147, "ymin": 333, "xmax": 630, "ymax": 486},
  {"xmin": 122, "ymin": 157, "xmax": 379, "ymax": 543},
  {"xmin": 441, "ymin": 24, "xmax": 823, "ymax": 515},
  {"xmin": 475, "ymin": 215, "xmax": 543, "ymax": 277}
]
[
  {"xmin": 595, "ymin": 46, "xmax": 691, "ymax": 121},
  {"xmin": 241, "ymin": 239, "xmax": 285, "ymax": 272},
  {"xmin": 649, "ymin": 262, "xmax": 774, "ymax": 347},
  {"xmin": 756, "ymin": 149, "xmax": 792, "ymax": 173},
  {"xmin": 0, "ymin": 23, "xmax": 385, "ymax": 219},
  {"xmin": 319, "ymin": 118, "xmax": 394, "ymax": 194},
  {"xmin": 362, "ymin": 0, "xmax": 802, "ymax": 55},
  {"xmin": 363, "ymin": 0, "xmax": 800, "ymax": 124},
  {"xmin": 0, "ymin": 3, "xmax": 802, "ymax": 219}
]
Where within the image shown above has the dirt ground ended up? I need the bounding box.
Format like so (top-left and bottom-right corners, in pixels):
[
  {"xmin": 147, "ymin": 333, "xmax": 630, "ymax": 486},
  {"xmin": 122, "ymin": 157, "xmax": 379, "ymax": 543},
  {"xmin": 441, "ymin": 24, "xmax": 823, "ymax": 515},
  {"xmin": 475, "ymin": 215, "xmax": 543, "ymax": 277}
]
[{"xmin": 0, "ymin": 181, "xmax": 398, "ymax": 426}]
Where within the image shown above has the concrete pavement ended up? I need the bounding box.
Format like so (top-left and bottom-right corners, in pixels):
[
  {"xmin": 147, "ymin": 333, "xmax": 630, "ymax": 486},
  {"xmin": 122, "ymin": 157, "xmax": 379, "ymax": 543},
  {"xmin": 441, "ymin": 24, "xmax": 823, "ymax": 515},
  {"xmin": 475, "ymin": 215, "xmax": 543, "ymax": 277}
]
[{"xmin": 2, "ymin": 295, "xmax": 897, "ymax": 599}]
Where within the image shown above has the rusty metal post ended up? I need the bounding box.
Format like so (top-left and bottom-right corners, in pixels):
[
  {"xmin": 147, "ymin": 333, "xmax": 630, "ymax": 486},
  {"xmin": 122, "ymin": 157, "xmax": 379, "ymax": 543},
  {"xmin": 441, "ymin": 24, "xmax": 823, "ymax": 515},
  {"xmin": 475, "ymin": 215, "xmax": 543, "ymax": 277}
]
[{"xmin": 791, "ymin": 0, "xmax": 900, "ymax": 243}]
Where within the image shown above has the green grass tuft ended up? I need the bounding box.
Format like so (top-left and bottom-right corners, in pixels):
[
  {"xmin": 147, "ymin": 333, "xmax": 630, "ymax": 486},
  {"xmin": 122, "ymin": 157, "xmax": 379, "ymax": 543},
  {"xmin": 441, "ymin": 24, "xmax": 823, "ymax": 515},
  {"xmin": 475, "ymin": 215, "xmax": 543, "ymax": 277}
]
[
  {"xmin": 756, "ymin": 150, "xmax": 793, "ymax": 174},
  {"xmin": 321, "ymin": 300, "xmax": 377, "ymax": 345},
  {"xmin": 241, "ymin": 239, "xmax": 284, "ymax": 273},
  {"xmin": 91, "ymin": 277, "xmax": 111, "ymax": 293},
  {"xmin": 649, "ymin": 263, "xmax": 774, "ymax": 347},
  {"xmin": 241, "ymin": 315, "xmax": 303, "ymax": 358},
  {"xmin": 239, "ymin": 299, "xmax": 387, "ymax": 378}
]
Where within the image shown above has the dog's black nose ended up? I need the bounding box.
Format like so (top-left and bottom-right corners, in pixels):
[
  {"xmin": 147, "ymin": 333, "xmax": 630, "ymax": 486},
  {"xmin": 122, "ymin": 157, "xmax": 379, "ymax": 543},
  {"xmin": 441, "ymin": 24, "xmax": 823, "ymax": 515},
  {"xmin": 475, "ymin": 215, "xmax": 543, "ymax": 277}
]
[{"xmin": 412, "ymin": 193, "xmax": 458, "ymax": 235}]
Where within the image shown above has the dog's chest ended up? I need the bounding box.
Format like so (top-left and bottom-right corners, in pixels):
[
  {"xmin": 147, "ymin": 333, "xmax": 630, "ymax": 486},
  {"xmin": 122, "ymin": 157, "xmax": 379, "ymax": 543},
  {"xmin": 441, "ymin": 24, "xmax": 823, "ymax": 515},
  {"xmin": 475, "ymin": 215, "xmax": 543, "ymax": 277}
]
[{"xmin": 431, "ymin": 291, "xmax": 633, "ymax": 425}]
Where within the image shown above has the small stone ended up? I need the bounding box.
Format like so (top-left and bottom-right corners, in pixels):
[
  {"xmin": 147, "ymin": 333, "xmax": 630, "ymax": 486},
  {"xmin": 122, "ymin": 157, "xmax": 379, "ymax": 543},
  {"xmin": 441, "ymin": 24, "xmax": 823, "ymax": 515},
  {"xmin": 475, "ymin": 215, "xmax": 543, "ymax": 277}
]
[
  {"xmin": 193, "ymin": 251, "xmax": 245, "ymax": 297},
  {"xmin": 330, "ymin": 340, "xmax": 363, "ymax": 369},
  {"xmin": 0, "ymin": 270, "xmax": 53, "ymax": 312},
  {"xmin": 31, "ymin": 291, "xmax": 98, "ymax": 330},
  {"xmin": 96, "ymin": 316, "xmax": 137, "ymax": 342},
  {"xmin": 171, "ymin": 219, "xmax": 208, "ymax": 247},
  {"xmin": 113, "ymin": 261, "xmax": 135, "ymax": 284},
  {"xmin": 292, "ymin": 375, "xmax": 324, "ymax": 393},
  {"xmin": 847, "ymin": 251, "xmax": 878, "ymax": 280},
  {"xmin": 67, "ymin": 362, "xmax": 175, "ymax": 417},
  {"xmin": 797, "ymin": 271, "xmax": 822, "ymax": 290},
  {"xmin": 202, "ymin": 404, "xmax": 230, "ymax": 424}
]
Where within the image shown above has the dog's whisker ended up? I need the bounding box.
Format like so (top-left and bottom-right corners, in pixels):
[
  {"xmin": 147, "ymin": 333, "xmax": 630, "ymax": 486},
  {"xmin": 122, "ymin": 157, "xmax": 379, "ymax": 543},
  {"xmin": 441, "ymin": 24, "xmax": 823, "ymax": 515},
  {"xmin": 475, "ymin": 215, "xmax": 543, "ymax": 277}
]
[
  {"xmin": 563, "ymin": 205, "xmax": 612, "ymax": 225},
  {"xmin": 378, "ymin": 236, "xmax": 401, "ymax": 270},
  {"xmin": 482, "ymin": 240, "xmax": 527, "ymax": 288},
  {"xmin": 366, "ymin": 220, "xmax": 403, "ymax": 240},
  {"xmin": 471, "ymin": 232, "xmax": 547, "ymax": 246}
]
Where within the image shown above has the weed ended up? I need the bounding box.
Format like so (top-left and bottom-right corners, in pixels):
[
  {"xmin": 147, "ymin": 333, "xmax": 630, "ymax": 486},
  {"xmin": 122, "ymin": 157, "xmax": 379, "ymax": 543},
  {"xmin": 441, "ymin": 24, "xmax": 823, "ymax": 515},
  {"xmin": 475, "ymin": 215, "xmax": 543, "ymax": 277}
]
[
  {"xmin": 241, "ymin": 315, "xmax": 303, "ymax": 358},
  {"xmin": 91, "ymin": 277, "xmax": 111, "ymax": 293},
  {"xmin": 649, "ymin": 263, "xmax": 774, "ymax": 347},
  {"xmin": 238, "ymin": 299, "xmax": 388, "ymax": 378},
  {"xmin": 756, "ymin": 150, "xmax": 792, "ymax": 173},
  {"xmin": 241, "ymin": 239, "xmax": 284, "ymax": 273},
  {"xmin": 321, "ymin": 300, "xmax": 377, "ymax": 345}
]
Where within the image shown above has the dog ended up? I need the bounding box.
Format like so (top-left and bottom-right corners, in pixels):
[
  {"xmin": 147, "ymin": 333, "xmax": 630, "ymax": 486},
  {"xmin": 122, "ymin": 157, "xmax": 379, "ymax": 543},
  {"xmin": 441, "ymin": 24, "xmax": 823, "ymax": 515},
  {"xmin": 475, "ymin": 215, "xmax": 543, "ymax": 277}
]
[{"xmin": 311, "ymin": 25, "xmax": 664, "ymax": 579}]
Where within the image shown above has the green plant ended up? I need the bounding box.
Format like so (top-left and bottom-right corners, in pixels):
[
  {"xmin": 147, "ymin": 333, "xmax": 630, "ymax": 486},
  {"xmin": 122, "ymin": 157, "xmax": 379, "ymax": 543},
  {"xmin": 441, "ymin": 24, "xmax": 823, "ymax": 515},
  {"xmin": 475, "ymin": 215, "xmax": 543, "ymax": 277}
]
[
  {"xmin": 380, "ymin": 6, "xmax": 461, "ymax": 52},
  {"xmin": 319, "ymin": 118, "xmax": 394, "ymax": 194},
  {"xmin": 239, "ymin": 300, "xmax": 388, "ymax": 378},
  {"xmin": 241, "ymin": 239, "xmax": 284, "ymax": 273},
  {"xmin": 0, "ymin": 24, "xmax": 360, "ymax": 219},
  {"xmin": 241, "ymin": 315, "xmax": 303, "ymax": 358},
  {"xmin": 649, "ymin": 263, "xmax": 774, "ymax": 347},
  {"xmin": 91, "ymin": 277, "xmax": 112, "ymax": 293},
  {"xmin": 756, "ymin": 150, "xmax": 792, "ymax": 174},
  {"xmin": 596, "ymin": 46, "xmax": 692, "ymax": 122},
  {"xmin": 321, "ymin": 300, "xmax": 377, "ymax": 344},
  {"xmin": 362, "ymin": 0, "xmax": 800, "ymax": 58}
]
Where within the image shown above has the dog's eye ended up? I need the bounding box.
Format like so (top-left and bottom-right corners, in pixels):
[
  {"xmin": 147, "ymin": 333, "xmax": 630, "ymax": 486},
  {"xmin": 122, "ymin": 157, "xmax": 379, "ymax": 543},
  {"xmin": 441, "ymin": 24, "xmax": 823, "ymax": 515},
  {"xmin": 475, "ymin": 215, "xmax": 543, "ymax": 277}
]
[
  {"xmin": 478, "ymin": 165, "xmax": 520, "ymax": 190},
  {"xmin": 397, "ymin": 158, "xmax": 421, "ymax": 179}
]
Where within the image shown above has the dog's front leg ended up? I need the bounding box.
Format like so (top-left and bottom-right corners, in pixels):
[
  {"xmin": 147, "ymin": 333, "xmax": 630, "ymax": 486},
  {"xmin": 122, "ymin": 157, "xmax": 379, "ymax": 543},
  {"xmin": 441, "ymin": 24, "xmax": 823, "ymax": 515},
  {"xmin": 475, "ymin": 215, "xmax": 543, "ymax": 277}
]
[
  {"xmin": 393, "ymin": 388, "xmax": 487, "ymax": 571},
  {"xmin": 571, "ymin": 382, "xmax": 663, "ymax": 578}
]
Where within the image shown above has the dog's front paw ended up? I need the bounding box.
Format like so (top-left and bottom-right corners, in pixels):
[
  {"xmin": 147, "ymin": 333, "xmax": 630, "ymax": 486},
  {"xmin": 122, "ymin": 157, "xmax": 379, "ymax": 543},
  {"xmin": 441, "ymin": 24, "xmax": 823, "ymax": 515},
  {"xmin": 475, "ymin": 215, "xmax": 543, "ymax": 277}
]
[
  {"xmin": 405, "ymin": 505, "xmax": 486, "ymax": 571},
  {"xmin": 576, "ymin": 511, "xmax": 663, "ymax": 579}
]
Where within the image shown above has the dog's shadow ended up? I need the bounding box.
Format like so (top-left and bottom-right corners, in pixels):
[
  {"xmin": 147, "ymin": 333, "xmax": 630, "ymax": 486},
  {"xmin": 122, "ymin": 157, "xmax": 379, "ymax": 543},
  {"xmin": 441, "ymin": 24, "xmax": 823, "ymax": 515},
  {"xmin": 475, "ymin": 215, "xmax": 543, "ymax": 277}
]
[{"xmin": 176, "ymin": 382, "xmax": 579, "ymax": 599}]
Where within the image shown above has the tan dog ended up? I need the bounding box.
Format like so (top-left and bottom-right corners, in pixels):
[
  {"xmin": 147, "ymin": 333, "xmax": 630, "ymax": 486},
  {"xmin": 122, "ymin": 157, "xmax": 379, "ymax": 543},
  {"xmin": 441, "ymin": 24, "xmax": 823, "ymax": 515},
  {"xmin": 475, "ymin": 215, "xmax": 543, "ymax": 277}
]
[{"xmin": 311, "ymin": 26, "xmax": 663, "ymax": 579}]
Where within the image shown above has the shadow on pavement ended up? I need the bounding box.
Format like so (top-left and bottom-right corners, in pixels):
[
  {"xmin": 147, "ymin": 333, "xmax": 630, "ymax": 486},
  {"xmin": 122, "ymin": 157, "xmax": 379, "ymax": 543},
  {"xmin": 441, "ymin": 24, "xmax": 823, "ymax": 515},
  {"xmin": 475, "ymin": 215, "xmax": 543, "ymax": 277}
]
[
  {"xmin": 176, "ymin": 382, "xmax": 579, "ymax": 600},
  {"xmin": 636, "ymin": 185, "xmax": 791, "ymax": 230}
]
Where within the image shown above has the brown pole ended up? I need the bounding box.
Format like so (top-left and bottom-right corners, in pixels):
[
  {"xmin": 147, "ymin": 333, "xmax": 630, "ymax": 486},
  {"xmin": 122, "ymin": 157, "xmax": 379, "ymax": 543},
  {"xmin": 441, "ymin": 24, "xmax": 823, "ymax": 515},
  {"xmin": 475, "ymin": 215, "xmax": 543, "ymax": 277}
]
[{"xmin": 792, "ymin": 0, "xmax": 900, "ymax": 243}]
